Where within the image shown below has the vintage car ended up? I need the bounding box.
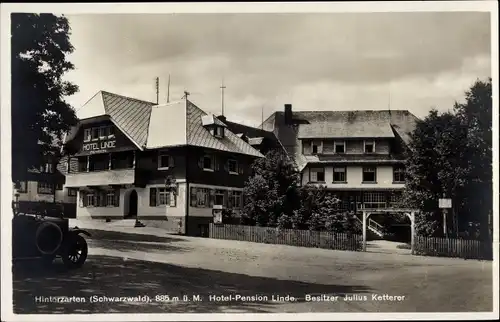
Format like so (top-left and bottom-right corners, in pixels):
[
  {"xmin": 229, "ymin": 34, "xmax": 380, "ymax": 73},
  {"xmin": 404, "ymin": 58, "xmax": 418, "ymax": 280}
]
[{"xmin": 12, "ymin": 201, "xmax": 91, "ymax": 269}]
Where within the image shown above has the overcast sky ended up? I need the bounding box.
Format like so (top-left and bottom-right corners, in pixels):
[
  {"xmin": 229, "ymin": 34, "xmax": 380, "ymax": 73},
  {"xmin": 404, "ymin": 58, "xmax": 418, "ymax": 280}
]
[{"xmin": 63, "ymin": 12, "xmax": 491, "ymax": 126}]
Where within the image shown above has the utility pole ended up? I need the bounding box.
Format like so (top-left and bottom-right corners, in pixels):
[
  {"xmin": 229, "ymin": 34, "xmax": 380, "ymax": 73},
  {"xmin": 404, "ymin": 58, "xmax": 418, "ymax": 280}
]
[
  {"xmin": 155, "ymin": 77, "xmax": 159, "ymax": 105},
  {"xmin": 167, "ymin": 74, "xmax": 170, "ymax": 103},
  {"xmin": 220, "ymin": 79, "xmax": 226, "ymax": 116}
]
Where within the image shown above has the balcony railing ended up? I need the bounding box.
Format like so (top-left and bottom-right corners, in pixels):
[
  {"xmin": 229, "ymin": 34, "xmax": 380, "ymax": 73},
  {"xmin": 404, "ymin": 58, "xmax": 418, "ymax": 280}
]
[{"xmin": 65, "ymin": 168, "xmax": 136, "ymax": 187}]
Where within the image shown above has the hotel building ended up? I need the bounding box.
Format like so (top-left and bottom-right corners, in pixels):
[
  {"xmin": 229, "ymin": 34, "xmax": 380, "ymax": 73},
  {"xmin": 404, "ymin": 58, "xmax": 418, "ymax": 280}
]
[{"xmin": 60, "ymin": 91, "xmax": 263, "ymax": 236}]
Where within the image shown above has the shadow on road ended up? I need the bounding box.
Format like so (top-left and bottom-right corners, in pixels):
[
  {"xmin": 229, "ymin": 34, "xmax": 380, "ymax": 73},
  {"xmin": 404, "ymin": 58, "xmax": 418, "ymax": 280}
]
[{"xmin": 13, "ymin": 255, "xmax": 372, "ymax": 314}]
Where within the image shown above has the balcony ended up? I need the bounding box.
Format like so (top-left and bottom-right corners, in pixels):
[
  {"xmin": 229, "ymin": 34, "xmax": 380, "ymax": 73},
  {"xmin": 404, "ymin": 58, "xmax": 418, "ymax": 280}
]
[{"xmin": 65, "ymin": 168, "xmax": 148, "ymax": 188}]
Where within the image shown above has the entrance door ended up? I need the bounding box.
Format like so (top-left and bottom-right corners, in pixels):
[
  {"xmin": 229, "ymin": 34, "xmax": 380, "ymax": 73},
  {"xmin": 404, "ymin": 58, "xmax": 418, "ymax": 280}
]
[{"xmin": 127, "ymin": 190, "xmax": 138, "ymax": 218}]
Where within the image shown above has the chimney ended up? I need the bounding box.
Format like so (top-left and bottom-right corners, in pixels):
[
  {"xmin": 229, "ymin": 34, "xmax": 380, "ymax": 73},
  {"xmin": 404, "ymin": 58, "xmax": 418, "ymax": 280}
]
[
  {"xmin": 284, "ymin": 104, "xmax": 293, "ymax": 125},
  {"xmin": 218, "ymin": 115, "xmax": 227, "ymax": 123}
]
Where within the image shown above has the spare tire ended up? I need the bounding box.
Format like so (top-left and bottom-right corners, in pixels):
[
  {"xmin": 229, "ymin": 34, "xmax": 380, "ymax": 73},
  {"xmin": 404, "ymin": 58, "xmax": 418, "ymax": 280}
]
[{"xmin": 35, "ymin": 221, "xmax": 63, "ymax": 255}]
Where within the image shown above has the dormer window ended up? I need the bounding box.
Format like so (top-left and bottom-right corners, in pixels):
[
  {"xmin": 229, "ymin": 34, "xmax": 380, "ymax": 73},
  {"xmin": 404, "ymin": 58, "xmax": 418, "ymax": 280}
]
[
  {"xmin": 364, "ymin": 140, "xmax": 376, "ymax": 153},
  {"xmin": 311, "ymin": 141, "xmax": 323, "ymax": 154},
  {"xmin": 214, "ymin": 126, "xmax": 225, "ymax": 138},
  {"xmin": 84, "ymin": 129, "xmax": 92, "ymax": 142},
  {"xmin": 334, "ymin": 141, "xmax": 346, "ymax": 154}
]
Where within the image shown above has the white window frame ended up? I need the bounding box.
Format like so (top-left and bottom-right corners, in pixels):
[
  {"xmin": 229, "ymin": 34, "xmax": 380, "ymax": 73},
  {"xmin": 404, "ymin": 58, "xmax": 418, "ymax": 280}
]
[
  {"xmin": 37, "ymin": 182, "xmax": 54, "ymax": 195},
  {"xmin": 311, "ymin": 140, "xmax": 323, "ymax": 154},
  {"xmin": 98, "ymin": 126, "xmax": 108, "ymax": 140},
  {"xmin": 108, "ymin": 126, "xmax": 115, "ymax": 139},
  {"xmin": 363, "ymin": 192, "xmax": 386, "ymax": 209},
  {"xmin": 214, "ymin": 189, "xmax": 225, "ymax": 206},
  {"xmin": 333, "ymin": 166, "xmax": 347, "ymax": 183},
  {"xmin": 203, "ymin": 155, "xmax": 214, "ymax": 172},
  {"xmin": 393, "ymin": 166, "xmax": 405, "ymax": 183},
  {"xmin": 228, "ymin": 159, "xmax": 238, "ymax": 175},
  {"xmin": 214, "ymin": 126, "xmax": 225, "ymax": 138},
  {"xmin": 362, "ymin": 166, "xmax": 377, "ymax": 183},
  {"xmin": 91, "ymin": 128, "xmax": 99, "ymax": 141},
  {"xmin": 196, "ymin": 188, "xmax": 210, "ymax": 207},
  {"xmin": 310, "ymin": 167, "xmax": 325, "ymax": 183},
  {"xmin": 158, "ymin": 153, "xmax": 171, "ymax": 170},
  {"xmin": 106, "ymin": 191, "xmax": 116, "ymax": 207},
  {"xmin": 17, "ymin": 181, "xmax": 27, "ymax": 193},
  {"xmin": 334, "ymin": 141, "xmax": 346, "ymax": 154},
  {"xmin": 44, "ymin": 163, "xmax": 54, "ymax": 173},
  {"xmin": 157, "ymin": 187, "xmax": 175, "ymax": 207},
  {"xmin": 84, "ymin": 129, "xmax": 92, "ymax": 142},
  {"xmin": 86, "ymin": 193, "xmax": 95, "ymax": 207},
  {"xmin": 364, "ymin": 140, "xmax": 376, "ymax": 153},
  {"xmin": 231, "ymin": 191, "xmax": 242, "ymax": 209}
]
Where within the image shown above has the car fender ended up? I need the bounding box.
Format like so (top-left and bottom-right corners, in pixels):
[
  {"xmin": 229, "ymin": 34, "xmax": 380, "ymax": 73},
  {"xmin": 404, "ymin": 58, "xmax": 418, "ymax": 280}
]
[{"xmin": 69, "ymin": 227, "xmax": 91, "ymax": 237}]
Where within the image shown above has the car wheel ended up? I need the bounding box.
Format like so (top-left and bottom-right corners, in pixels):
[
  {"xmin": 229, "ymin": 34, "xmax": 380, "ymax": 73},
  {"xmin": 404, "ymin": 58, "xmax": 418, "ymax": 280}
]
[{"xmin": 61, "ymin": 234, "xmax": 88, "ymax": 269}]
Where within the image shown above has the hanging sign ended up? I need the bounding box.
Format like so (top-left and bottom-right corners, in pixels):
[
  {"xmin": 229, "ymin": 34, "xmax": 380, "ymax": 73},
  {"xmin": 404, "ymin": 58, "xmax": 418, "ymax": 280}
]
[
  {"xmin": 438, "ymin": 198, "xmax": 452, "ymax": 209},
  {"xmin": 82, "ymin": 140, "xmax": 117, "ymax": 153}
]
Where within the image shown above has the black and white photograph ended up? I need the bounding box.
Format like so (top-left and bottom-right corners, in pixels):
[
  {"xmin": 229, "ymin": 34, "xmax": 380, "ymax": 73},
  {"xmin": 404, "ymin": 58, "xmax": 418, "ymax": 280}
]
[{"xmin": 1, "ymin": 2, "xmax": 498, "ymax": 321}]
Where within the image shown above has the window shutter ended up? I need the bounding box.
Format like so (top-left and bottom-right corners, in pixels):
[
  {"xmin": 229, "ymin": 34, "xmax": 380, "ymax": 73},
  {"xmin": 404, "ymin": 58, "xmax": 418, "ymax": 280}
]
[
  {"xmin": 100, "ymin": 192, "xmax": 106, "ymax": 207},
  {"xmin": 169, "ymin": 156, "xmax": 175, "ymax": 168},
  {"xmin": 198, "ymin": 157, "xmax": 203, "ymax": 169},
  {"xmin": 209, "ymin": 189, "xmax": 215, "ymax": 207},
  {"xmin": 150, "ymin": 188, "xmax": 157, "ymax": 207},
  {"xmin": 190, "ymin": 187, "xmax": 197, "ymax": 207},
  {"xmin": 223, "ymin": 191, "xmax": 229, "ymax": 207},
  {"xmin": 238, "ymin": 162, "xmax": 244, "ymax": 174}
]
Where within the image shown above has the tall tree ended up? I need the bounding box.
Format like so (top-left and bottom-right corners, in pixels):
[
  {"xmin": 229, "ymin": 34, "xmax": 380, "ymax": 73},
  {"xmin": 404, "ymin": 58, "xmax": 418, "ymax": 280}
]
[
  {"xmin": 11, "ymin": 13, "xmax": 78, "ymax": 183},
  {"xmin": 403, "ymin": 78, "xmax": 492, "ymax": 240},
  {"xmin": 241, "ymin": 150, "xmax": 301, "ymax": 227}
]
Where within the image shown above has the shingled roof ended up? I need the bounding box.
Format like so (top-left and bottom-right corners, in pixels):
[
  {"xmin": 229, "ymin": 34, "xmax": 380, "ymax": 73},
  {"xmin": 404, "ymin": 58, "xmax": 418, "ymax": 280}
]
[
  {"xmin": 69, "ymin": 91, "xmax": 263, "ymax": 158},
  {"xmin": 260, "ymin": 109, "xmax": 419, "ymax": 171}
]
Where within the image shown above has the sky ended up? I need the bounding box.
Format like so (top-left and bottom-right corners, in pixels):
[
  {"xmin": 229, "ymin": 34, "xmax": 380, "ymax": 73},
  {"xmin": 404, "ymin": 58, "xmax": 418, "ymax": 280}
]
[{"xmin": 63, "ymin": 12, "xmax": 492, "ymax": 127}]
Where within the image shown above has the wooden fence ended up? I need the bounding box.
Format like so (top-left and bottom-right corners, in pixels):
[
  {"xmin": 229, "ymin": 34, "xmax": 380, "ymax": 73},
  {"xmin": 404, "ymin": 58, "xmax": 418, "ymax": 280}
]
[
  {"xmin": 209, "ymin": 224, "xmax": 363, "ymax": 251},
  {"xmin": 413, "ymin": 235, "xmax": 492, "ymax": 260}
]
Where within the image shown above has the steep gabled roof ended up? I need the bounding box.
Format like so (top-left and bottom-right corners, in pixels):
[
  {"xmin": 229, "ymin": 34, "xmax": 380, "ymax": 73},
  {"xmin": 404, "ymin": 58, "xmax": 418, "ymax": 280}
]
[{"xmin": 72, "ymin": 91, "xmax": 263, "ymax": 158}]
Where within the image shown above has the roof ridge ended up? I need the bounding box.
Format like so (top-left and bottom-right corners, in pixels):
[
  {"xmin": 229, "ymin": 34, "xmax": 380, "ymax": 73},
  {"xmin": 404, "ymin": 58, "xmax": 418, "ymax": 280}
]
[{"xmin": 101, "ymin": 90, "xmax": 156, "ymax": 105}]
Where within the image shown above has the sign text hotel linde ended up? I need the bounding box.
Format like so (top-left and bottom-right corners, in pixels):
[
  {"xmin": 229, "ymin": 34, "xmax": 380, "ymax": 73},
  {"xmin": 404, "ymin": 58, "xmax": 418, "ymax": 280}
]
[{"xmin": 82, "ymin": 140, "xmax": 117, "ymax": 154}]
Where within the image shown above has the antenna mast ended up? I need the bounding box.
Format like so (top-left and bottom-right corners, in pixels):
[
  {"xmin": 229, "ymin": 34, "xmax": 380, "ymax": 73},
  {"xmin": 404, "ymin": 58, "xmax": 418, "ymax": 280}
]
[
  {"xmin": 167, "ymin": 74, "xmax": 171, "ymax": 103},
  {"xmin": 155, "ymin": 77, "xmax": 159, "ymax": 105},
  {"xmin": 182, "ymin": 90, "xmax": 190, "ymax": 100},
  {"xmin": 261, "ymin": 106, "xmax": 264, "ymax": 130},
  {"xmin": 220, "ymin": 79, "xmax": 226, "ymax": 116}
]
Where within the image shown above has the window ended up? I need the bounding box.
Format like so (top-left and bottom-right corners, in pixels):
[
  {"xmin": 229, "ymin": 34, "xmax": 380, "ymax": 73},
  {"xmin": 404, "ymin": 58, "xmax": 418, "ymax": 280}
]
[
  {"xmin": 214, "ymin": 126, "xmax": 225, "ymax": 138},
  {"xmin": 389, "ymin": 192, "xmax": 403, "ymax": 207},
  {"xmin": 98, "ymin": 127, "xmax": 108, "ymax": 139},
  {"xmin": 106, "ymin": 191, "xmax": 116, "ymax": 206},
  {"xmin": 91, "ymin": 128, "xmax": 99, "ymax": 140},
  {"xmin": 334, "ymin": 141, "xmax": 345, "ymax": 154},
  {"xmin": 333, "ymin": 167, "xmax": 346, "ymax": 183},
  {"xmin": 230, "ymin": 191, "xmax": 242, "ymax": 209},
  {"xmin": 196, "ymin": 188, "xmax": 210, "ymax": 207},
  {"xmin": 158, "ymin": 153, "xmax": 174, "ymax": 170},
  {"xmin": 228, "ymin": 159, "xmax": 238, "ymax": 174},
  {"xmin": 84, "ymin": 129, "xmax": 92, "ymax": 142},
  {"xmin": 215, "ymin": 189, "xmax": 225, "ymax": 206},
  {"xmin": 364, "ymin": 140, "xmax": 376, "ymax": 153},
  {"xmin": 86, "ymin": 193, "xmax": 95, "ymax": 207},
  {"xmin": 41, "ymin": 163, "xmax": 54, "ymax": 173},
  {"xmin": 310, "ymin": 167, "xmax": 325, "ymax": 182},
  {"xmin": 68, "ymin": 188, "xmax": 77, "ymax": 197},
  {"xmin": 203, "ymin": 155, "xmax": 213, "ymax": 171},
  {"xmin": 108, "ymin": 126, "xmax": 115, "ymax": 138},
  {"xmin": 37, "ymin": 182, "xmax": 54, "ymax": 194},
  {"xmin": 311, "ymin": 141, "xmax": 322, "ymax": 154},
  {"xmin": 363, "ymin": 192, "xmax": 386, "ymax": 209},
  {"xmin": 362, "ymin": 166, "xmax": 377, "ymax": 183},
  {"xmin": 393, "ymin": 165, "xmax": 405, "ymax": 183},
  {"xmin": 16, "ymin": 181, "xmax": 27, "ymax": 193}
]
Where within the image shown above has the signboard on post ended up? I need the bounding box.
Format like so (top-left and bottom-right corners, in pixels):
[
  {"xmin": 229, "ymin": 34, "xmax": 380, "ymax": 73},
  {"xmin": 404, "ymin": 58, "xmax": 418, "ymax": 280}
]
[{"xmin": 439, "ymin": 198, "xmax": 452, "ymax": 209}]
